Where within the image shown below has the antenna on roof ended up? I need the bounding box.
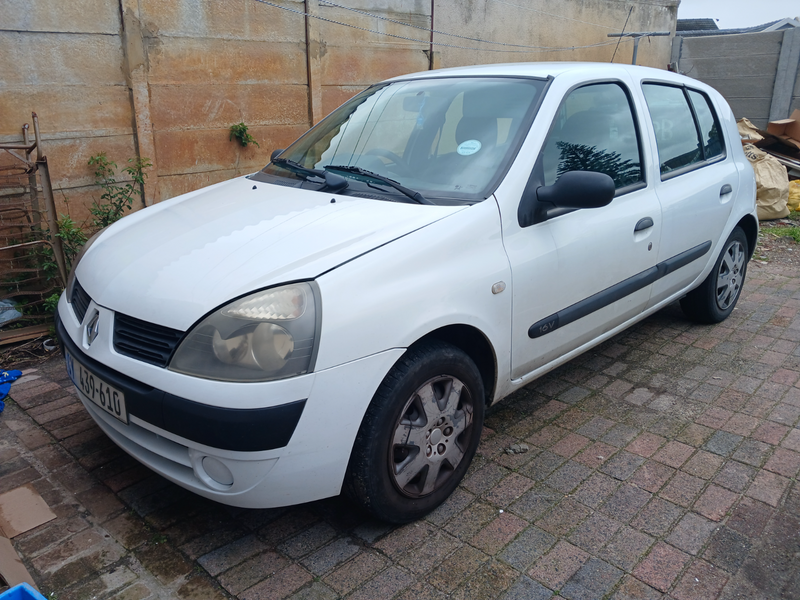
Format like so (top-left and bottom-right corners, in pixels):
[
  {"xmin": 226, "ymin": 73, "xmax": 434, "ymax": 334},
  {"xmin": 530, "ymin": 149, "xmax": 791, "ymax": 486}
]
[{"xmin": 608, "ymin": 31, "xmax": 671, "ymax": 65}]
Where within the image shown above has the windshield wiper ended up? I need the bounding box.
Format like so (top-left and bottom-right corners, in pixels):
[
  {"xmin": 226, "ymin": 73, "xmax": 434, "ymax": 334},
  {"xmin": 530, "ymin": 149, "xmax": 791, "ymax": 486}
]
[
  {"xmin": 324, "ymin": 165, "xmax": 433, "ymax": 205},
  {"xmin": 272, "ymin": 158, "xmax": 348, "ymax": 192}
]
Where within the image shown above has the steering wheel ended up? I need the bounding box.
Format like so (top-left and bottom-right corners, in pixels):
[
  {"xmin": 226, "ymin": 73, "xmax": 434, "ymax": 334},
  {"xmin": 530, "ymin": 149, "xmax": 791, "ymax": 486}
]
[{"xmin": 364, "ymin": 148, "xmax": 413, "ymax": 177}]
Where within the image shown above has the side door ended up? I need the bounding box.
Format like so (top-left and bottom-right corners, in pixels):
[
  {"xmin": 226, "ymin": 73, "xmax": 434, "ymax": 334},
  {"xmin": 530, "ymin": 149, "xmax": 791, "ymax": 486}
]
[
  {"xmin": 639, "ymin": 82, "xmax": 737, "ymax": 308},
  {"xmin": 503, "ymin": 81, "xmax": 662, "ymax": 380}
]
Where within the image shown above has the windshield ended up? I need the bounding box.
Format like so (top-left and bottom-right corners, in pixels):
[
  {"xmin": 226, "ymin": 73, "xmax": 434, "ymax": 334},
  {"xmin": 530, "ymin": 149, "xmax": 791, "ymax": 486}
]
[{"xmin": 258, "ymin": 76, "xmax": 546, "ymax": 203}]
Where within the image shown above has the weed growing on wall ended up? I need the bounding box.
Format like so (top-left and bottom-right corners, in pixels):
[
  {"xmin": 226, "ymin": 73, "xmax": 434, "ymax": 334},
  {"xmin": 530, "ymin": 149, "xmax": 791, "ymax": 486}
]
[{"xmin": 229, "ymin": 122, "xmax": 260, "ymax": 148}]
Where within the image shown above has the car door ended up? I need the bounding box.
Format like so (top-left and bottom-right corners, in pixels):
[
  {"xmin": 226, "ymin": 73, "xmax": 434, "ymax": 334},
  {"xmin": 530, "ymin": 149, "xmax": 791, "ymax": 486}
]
[
  {"xmin": 639, "ymin": 82, "xmax": 737, "ymax": 308},
  {"xmin": 502, "ymin": 80, "xmax": 662, "ymax": 380}
]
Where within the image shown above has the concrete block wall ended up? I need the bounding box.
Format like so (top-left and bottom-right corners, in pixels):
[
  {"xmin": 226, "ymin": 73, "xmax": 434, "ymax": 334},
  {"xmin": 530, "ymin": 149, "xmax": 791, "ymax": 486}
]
[
  {"xmin": 1, "ymin": 0, "xmax": 677, "ymax": 220},
  {"xmin": 1, "ymin": 0, "xmax": 136, "ymax": 223},
  {"xmin": 137, "ymin": 0, "xmax": 311, "ymax": 201},
  {"xmin": 435, "ymin": 0, "xmax": 676, "ymax": 68},
  {"xmin": 673, "ymin": 28, "xmax": 800, "ymax": 129}
]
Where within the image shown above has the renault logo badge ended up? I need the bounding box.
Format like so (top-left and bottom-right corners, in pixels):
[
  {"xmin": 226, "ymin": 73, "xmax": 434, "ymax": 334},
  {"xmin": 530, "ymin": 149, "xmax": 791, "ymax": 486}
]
[{"xmin": 86, "ymin": 312, "xmax": 100, "ymax": 346}]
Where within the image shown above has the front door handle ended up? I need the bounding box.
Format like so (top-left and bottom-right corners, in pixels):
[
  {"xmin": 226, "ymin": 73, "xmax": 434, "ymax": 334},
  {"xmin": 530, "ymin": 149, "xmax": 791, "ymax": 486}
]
[
  {"xmin": 720, "ymin": 184, "xmax": 733, "ymax": 196},
  {"xmin": 634, "ymin": 217, "xmax": 654, "ymax": 232}
]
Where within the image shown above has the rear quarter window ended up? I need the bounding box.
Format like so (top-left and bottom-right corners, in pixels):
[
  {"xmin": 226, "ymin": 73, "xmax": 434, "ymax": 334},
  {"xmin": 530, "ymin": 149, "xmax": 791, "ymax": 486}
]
[
  {"xmin": 642, "ymin": 83, "xmax": 725, "ymax": 179},
  {"xmin": 687, "ymin": 89, "xmax": 725, "ymax": 161}
]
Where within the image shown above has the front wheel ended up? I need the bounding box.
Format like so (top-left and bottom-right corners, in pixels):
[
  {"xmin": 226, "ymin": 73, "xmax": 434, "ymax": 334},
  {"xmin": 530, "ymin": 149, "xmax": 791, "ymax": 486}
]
[
  {"xmin": 681, "ymin": 226, "xmax": 749, "ymax": 324},
  {"xmin": 345, "ymin": 340, "xmax": 485, "ymax": 523}
]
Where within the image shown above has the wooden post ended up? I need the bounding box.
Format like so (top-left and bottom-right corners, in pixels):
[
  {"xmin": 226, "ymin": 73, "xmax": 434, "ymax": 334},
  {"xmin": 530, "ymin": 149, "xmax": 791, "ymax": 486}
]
[
  {"xmin": 305, "ymin": 0, "xmax": 324, "ymax": 126},
  {"xmin": 670, "ymin": 35, "xmax": 683, "ymax": 72},
  {"xmin": 32, "ymin": 114, "xmax": 68, "ymax": 286},
  {"xmin": 429, "ymin": 0, "xmax": 435, "ymax": 70},
  {"xmin": 119, "ymin": 0, "xmax": 160, "ymax": 205},
  {"xmin": 769, "ymin": 27, "xmax": 800, "ymax": 121},
  {"xmin": 23, "ymin": 123, "xmax": 42, "ymax": 229}
]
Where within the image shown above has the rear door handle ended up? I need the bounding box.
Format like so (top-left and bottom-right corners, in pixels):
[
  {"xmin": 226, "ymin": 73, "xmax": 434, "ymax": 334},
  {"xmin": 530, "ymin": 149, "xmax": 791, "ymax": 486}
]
[
  {"xmin": 720, "ymin": 184, "xmax": 733, "ymax": 196},
  {"xmin": 634, "ymin": 217, "xmax": 654, "ymax": 232}
]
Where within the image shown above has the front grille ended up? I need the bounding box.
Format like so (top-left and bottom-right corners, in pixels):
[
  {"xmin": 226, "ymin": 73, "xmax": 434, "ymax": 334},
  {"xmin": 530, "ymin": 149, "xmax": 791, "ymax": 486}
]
[
  {"xmin": 70, "ymin": 279, "xmax": 91, "ymax": 323},
  {"xmin": 113, "ymin": 312, "xmax": 184, "ymax": 368}
]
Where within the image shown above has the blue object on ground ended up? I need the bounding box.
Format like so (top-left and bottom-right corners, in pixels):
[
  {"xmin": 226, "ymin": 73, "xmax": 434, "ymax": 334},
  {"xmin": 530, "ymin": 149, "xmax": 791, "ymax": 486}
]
[
  {"xmin": 0, "ymin": 370, "xmax": 21, "ymax": 384},
  {"xmin": 0, "ymin": 370, "xmax": 21, "ymax": 404},
  {"xmin": 0, "ymin": 583, "xmax": 47, "ymax": 600}
]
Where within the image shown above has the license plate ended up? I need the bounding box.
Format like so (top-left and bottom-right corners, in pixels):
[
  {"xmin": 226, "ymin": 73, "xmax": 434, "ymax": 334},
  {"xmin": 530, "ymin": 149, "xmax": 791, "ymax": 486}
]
[{"xmin": 65, "ymin": 350, "xmax": 128, "ymax": 423}]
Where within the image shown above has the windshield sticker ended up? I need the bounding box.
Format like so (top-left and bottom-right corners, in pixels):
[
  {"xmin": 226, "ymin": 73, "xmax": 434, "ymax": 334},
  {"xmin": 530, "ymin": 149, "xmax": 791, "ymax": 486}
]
[{"xmin": 457, "ymin": 140, "xmax": 481, "ymax": 156}]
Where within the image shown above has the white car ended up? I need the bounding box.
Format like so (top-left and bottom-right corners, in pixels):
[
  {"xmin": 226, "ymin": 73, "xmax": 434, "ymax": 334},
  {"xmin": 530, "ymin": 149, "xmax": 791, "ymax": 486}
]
[{"xmin": 57, "ymin": 62, "xmax": 757, "ymax": 523}]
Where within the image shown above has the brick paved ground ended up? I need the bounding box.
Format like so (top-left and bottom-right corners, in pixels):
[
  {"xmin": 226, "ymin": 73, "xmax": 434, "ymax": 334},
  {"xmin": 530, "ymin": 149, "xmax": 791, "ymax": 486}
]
[{"xmin": 3, "ymin": 256, "xmax": 800, "ymax": 599}]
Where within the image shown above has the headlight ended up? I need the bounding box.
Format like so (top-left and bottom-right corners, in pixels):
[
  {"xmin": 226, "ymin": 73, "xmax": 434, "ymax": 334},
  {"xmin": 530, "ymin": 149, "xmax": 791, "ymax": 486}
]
[
  {"xmin": 169, "ymin": 282, "xmax": 321, "ymax": 382},
  {"xmin": 66, "ymin": 226, "xmax": 108, "ymax": 301}
]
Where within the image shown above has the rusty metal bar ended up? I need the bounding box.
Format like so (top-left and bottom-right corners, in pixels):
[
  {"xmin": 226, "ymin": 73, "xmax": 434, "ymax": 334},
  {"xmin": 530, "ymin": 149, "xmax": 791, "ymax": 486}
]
[
  {"xmin": 0, "ymin": 240, "xmax": 54, "ymax": 252},
  {"xmin": 0, "ymin": 116, "xmax": 58, "ymax": 333},
  {"xmin": 0, "ymin": 143, "xmax": 37, "ymax": 151},
  {"xmin": 0, "ymin": 267, "xmax": 46, "ymax": 276},
  {"xmin": 32, "ymin": 113, "xmax": 43, "ymax": 161},
  {"xmin": 2, "ymin": 149, "xmax": 33, "ymax": 166},
  {"xmin": 31, "ymin": 113, "xmax": 67, "ymax": 285},
  {"xmin": 3, "ymin": 288, "xmax": 55, "ymax": 301},
  {"xmin": 23, "ymin": 122, "xmax": 42, "ymax": 227}
]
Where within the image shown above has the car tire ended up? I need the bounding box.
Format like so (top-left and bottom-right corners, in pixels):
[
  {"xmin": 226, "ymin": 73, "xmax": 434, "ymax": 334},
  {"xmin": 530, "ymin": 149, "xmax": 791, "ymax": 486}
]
[
  {"xmin": 680, "ymin": 226, "xmax": 748, "ymax": 324},
  {"xmin": 345, "ymin": 340, "xmax": 485, "ymax": 523}
]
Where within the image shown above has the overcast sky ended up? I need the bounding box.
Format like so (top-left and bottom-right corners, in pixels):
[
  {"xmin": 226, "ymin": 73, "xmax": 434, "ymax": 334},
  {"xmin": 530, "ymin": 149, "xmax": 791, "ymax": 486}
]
[{"xmin": 677, "ymin": 0, "xmax": 799, "ymax": 29}]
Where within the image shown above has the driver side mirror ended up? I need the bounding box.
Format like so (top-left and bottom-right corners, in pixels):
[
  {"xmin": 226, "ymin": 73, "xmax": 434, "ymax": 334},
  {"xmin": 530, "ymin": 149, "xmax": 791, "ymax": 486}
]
[
  {"xmin": 271, "ymin": 149, "xmax": 285, "ymax": 162},
  {"xmin": 519, "ymin": 170, "xmax": 615, "ymax": 227},
  {"xmin": 537, "ymin": 170, "xmax": 615, "ymax": 209}
]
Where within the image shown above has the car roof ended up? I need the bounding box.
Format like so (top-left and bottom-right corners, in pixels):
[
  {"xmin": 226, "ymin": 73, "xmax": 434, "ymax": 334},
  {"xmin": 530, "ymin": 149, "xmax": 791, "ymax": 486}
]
[{"xmin": 386, "ymin": 62, "xmax": 691, "ymax": 87}]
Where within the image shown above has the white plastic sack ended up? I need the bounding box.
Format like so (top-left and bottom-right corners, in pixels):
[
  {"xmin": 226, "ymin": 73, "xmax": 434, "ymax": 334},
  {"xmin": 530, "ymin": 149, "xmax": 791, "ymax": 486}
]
[{"xmin": 0, "ymin": 300, "xmax": 22, "ymax": 327}]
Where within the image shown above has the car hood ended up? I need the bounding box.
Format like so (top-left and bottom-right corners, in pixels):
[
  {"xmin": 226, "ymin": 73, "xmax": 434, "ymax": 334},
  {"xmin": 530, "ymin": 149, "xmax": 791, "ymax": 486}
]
[{"xmin": 77, "ymin": 176, "xmax": 464, "ymax": 331}]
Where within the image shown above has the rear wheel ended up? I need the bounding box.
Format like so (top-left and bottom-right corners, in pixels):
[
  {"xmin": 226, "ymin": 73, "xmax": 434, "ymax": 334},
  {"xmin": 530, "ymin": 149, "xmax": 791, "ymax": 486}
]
[
  {"xmin": 681, "ymin": 226, "xmax": 748, "ymax": 324},
  {"xmin": 345, "ymin": 340, "xmax": 484, "ymax": 523}
]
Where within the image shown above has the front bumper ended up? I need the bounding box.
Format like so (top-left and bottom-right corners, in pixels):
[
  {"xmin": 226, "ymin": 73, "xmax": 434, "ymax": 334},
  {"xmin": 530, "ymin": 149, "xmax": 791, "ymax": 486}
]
[
  {"xmin": 59, "ymin": 317, "xmax": 306, "ymax": 452},
  {"xmin": 57, "ymin": 294, "xmax": 404, "ymax": 508}
]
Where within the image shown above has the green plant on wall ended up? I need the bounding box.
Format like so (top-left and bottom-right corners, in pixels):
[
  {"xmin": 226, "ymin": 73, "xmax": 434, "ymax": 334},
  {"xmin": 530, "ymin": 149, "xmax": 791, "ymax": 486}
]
[
  {"xmin": 88, "ymin": 153, "xmax": 152, "ymax": 229},
  {"xmin": 43, "ymin": 290, "xmax": 61, "ymax": 313},
  {"xmin": 56, "ymin": 215, "xmax": 89, "ymax": 270},
  {"xmin": 38, "ymin": 213, "xmax": 88, "ymax": 312},
  {"xmin": 229, "ymin": 122, "xmax": 260, "ymax": 148}
]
